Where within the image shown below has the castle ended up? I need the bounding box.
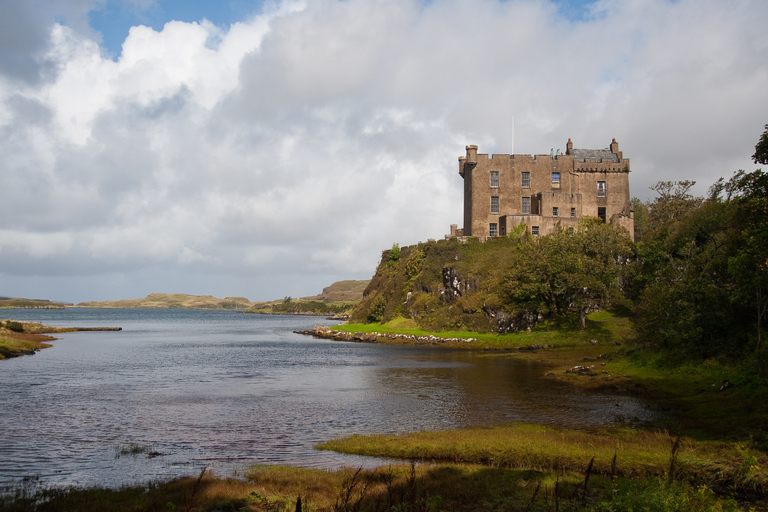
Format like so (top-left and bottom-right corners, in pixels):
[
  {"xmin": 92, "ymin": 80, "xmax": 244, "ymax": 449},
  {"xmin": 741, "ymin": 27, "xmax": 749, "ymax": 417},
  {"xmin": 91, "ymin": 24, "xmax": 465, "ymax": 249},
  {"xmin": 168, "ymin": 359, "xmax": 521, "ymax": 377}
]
[{"xmin": 449, "ymin": 138, "xmax": 634, "ymax": 241}]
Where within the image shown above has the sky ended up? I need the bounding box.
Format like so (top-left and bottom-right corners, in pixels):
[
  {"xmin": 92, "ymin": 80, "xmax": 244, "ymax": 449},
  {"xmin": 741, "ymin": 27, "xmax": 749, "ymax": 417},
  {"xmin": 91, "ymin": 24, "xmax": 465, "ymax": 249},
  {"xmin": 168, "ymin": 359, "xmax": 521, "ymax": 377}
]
[{"xmin": 0, "ymin": 0, "xmax": 767, "ymax": 304}]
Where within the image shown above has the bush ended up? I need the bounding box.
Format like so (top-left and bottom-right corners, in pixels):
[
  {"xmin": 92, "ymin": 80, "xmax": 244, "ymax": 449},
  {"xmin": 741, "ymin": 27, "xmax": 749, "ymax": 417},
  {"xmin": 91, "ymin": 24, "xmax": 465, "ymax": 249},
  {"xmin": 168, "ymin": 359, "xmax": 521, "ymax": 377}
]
[
  {"xmin": 388, "ymin": 243, "xmax": 400, "ymax": 264},
  {"xmin": 367, "ymin": 297, "xmax": 387, "ymax": 323},
  {"xmin": 4, "ymin": 321, "xmax": 24, "ymax": 333}
]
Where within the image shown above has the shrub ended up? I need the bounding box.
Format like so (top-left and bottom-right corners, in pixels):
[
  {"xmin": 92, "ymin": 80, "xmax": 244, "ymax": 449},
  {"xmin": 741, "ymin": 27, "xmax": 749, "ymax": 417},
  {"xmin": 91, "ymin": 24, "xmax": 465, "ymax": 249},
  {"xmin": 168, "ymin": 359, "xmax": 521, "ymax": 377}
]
[
  {"xmin": 367, "ymin": 297, "xmax": 387, "ymax": 323},
  {"xmin": 4, "ymin": 321, "xmax": 24, "ymax": 333},
  {"xmin": 388, "ymin": 243, "xmax": 400, "ymax": 264}
]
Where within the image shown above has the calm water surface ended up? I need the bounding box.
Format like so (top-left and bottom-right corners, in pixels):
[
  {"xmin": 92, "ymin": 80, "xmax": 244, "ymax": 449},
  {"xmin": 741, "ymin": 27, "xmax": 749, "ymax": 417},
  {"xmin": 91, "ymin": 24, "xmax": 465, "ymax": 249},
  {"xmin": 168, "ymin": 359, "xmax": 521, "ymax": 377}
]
[{"xmin": 0, "ymin": 309, "xmax": 660, "ymax": 489}]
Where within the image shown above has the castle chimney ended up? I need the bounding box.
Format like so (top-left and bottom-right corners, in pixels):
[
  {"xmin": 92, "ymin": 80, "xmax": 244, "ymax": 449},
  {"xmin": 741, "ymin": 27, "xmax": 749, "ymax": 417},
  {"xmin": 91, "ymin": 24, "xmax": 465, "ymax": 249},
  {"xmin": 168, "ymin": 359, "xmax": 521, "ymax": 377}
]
[
  {"xmin": 610, "ymin": 138, "xmax": 619, "ymax": 154},
  {"xmin": 566, "ymin": 138, "xmax": 573, "ymax": 155},
  {"xmin": 466, "ymin": 145, "xmax": 478, "ymax": 163}
]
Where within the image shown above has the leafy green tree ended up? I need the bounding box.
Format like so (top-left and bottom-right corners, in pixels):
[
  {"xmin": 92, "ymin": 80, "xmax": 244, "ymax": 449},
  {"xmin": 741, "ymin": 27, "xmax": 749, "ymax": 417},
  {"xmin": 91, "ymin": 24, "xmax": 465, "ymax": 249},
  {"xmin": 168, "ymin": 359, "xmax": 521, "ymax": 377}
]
[
  {"xmin": 505, "ymin": 219, "xmax": 633, "ymax": 329},
  {"xmin": 633, "ymin": 125, "xmax": 768, "ymax": 358},
  {"xmin": 634, "ymin": 187, "xmax": 740, "ymax": 356}
]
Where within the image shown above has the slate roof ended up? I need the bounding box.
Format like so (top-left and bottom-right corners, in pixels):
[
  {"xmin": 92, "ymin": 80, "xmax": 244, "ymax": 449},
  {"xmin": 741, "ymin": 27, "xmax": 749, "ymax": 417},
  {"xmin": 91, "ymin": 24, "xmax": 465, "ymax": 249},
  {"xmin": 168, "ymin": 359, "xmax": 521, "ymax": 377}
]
[{"xmin": 571, "ymin": 148, "xmax": 619, "ymax": 163}]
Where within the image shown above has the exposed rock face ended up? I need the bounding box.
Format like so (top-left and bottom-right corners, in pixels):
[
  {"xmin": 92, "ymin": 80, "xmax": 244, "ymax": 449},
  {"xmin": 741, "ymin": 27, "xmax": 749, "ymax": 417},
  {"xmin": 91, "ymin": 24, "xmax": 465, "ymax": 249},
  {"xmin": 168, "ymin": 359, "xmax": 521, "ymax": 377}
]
[{"xmin": 485, "ymin": 307, "xmax": 541, "ymax": 334}]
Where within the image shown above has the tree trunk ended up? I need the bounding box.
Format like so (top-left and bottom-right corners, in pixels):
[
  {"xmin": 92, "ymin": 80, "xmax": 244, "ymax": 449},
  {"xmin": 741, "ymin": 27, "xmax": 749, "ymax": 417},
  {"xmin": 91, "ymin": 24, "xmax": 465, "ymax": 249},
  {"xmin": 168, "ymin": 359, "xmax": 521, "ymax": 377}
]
[
  {"xmin": 580, "ymin": 308, "xmax": 587, "ymax": 330},
  {"xmin": 757, "ymin": 286, "xmax": 763, "ymax": 352}
]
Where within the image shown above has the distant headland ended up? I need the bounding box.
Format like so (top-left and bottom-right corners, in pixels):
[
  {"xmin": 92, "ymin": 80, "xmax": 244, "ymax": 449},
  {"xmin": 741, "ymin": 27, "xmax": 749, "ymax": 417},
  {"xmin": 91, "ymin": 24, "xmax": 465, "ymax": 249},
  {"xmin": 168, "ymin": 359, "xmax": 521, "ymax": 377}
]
[{"xmin": 1, "ymin": 280, "xmax": 370, "ymax": 316}]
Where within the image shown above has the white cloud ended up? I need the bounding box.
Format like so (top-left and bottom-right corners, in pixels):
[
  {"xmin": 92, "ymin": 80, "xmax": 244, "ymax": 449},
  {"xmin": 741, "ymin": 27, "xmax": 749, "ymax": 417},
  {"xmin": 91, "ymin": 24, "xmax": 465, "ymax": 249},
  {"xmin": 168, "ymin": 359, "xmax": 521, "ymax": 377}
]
[{"xmin": 1, "ymin": 0, "xmax": 767, "ymax": 302}]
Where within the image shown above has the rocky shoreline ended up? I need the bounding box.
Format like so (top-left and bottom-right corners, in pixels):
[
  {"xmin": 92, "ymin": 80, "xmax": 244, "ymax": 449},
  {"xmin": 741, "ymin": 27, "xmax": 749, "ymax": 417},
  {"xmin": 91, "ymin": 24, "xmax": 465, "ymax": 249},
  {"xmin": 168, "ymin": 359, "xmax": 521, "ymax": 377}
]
[
  {"xmin": 295, "ymin": 324, "xmax": 555, "ymax": 351},
  {"xmin": 295, "ymin": 324, "xmax": 476, "ymax": 344}
]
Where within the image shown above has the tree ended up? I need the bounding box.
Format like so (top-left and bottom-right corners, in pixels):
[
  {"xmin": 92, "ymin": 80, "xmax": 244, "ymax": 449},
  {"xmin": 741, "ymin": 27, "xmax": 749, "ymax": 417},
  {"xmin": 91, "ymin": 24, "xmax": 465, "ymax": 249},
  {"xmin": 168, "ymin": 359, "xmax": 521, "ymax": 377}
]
[
  {"xmin": 726, "ymin": 169, "xmax": 768, "ymax": 351},
  {"xmin": 753, "ymin": 123, "xmax": 768, "ymax": 165},
  {"xmin": 633, "ymin": 181, "xmax": 741, "ymax": 356},
  {"xmin": 504, "ymin": 220, "xmax": 633, "ymax": 329}
]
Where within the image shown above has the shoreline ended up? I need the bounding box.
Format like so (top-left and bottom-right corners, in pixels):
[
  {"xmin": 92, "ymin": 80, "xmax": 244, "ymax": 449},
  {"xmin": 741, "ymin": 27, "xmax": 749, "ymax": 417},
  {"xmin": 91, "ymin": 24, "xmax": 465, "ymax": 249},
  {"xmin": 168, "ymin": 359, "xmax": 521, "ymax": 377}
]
[
  {"xmin": 294, "ymin": 324, "xmax": 552, "ymax": 350},
  {"xmin": 2, "ymin": 314, "xmax": 766, "ymax": 510}
]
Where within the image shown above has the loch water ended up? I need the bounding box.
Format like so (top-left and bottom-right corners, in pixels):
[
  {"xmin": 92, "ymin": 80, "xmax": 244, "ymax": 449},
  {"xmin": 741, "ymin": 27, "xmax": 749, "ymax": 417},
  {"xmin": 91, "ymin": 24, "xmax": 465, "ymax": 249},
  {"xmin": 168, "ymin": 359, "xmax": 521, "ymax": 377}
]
[{"xmin": 0, "ymin": 309, "xmax": 661, "ymax": 489}]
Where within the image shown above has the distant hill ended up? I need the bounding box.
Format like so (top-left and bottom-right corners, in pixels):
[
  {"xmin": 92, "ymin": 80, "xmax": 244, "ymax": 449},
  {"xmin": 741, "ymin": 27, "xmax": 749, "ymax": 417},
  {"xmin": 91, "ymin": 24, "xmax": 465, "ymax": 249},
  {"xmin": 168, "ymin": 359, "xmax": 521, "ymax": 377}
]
[
  {"xmin": 0, "ymin": 298, "xmax": 72, "ymax": 309},
  {"xmin": 76, "ymin": 293, "xmax": 254, "ymax": 310},
  {"xmin": 303, "ymin": 280, "xmax": 370, "ymax": 302},
  {"xmin": 248, "ymin": 280, "xmax": 370, "ymax": 316},
  {"xmin": 74, "ymin": 281, "xmax": 371, "ymax": 312}
]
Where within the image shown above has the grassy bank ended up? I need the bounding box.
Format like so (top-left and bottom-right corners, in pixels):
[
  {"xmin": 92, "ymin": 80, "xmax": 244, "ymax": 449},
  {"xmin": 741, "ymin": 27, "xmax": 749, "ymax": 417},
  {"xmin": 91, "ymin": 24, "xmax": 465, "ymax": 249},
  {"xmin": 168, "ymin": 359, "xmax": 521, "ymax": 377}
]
[
  {"xmin": 318, "ymin": 425, "xmax": 768, "ymax": 496},
  {"xmin": 333, "ymin": 309, "xmax": 634, "ymax": 348}
]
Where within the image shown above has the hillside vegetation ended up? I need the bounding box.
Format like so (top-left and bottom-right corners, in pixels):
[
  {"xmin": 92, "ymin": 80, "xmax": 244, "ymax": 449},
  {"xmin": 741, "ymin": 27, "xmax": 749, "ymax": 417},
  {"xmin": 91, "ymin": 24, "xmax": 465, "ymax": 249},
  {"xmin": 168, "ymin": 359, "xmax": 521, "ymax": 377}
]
[{"xmin": 350, "ymin": 219, "xmax": 632, "ymax": 334}]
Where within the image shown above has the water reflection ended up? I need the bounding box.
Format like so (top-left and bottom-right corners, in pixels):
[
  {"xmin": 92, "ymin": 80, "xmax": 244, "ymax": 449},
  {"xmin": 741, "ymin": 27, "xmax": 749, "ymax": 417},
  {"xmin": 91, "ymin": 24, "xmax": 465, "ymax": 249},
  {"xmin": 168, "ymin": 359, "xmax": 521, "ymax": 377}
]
[{"xmin": 0, "ymin": 309, "xmax": 661, "ymax": 490}]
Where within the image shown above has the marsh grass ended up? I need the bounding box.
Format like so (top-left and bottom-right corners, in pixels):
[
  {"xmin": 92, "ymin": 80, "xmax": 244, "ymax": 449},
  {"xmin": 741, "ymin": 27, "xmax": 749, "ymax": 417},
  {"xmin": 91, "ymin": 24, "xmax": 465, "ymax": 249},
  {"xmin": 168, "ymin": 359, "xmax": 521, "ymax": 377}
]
[
  {"xmin": 114, "ymin": 443, "xmax": 157, "ymax": 459},
  {"xmin": 317, "ymin": 424, "xmax": 768, "ymax": 497}
]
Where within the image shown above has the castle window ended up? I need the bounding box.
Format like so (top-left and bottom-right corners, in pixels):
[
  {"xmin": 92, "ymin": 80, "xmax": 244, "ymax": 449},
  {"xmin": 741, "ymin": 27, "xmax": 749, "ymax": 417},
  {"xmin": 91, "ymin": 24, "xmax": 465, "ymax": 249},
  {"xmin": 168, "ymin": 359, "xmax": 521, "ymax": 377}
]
[
  {"xmin": 552, "ymin": 172, "xmax": 560, "ymax": 183},
  {"xmin": 489, "ymin": 223, "xmax": 498, "ymax": 237},
  {"xmin": 598, "ymin": 207, "xmax": 606, "ymax": 223},
  {"xmin": 532, "ymin": 226, "xmax": 539, "ymax": 236},
  {"xmin": 552, "ymin": 207, "xmax": 559, "ymax": 217},
  {"xmin": 571, "ymin": 207, "xmax": 576, "ymax": 218},
  {"xmin": 521, "ymin": 172, "xmax": 530, "ymax": 188},
  {"xmin": 597, "ymin": 181, "xmax": 606, "ymax": 197},
  {"xmin": 490, "ymin": 171, "xmax": 499, "ymax": 188},
  {"xmin": 491, "ymin": 196, "xmax": 499, "ymax": 214},
  {"xmin": 522, "ymin": 197, "xmax": 530, "ymax": 214}
]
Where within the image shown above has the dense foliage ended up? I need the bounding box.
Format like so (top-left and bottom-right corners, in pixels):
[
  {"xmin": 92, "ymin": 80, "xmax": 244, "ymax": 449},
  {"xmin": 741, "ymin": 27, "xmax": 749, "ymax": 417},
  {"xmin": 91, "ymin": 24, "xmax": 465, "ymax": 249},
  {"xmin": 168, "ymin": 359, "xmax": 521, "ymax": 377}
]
[{"xmin": 633, "ymin": 168, "xmax": 767, "ymax": 364}]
